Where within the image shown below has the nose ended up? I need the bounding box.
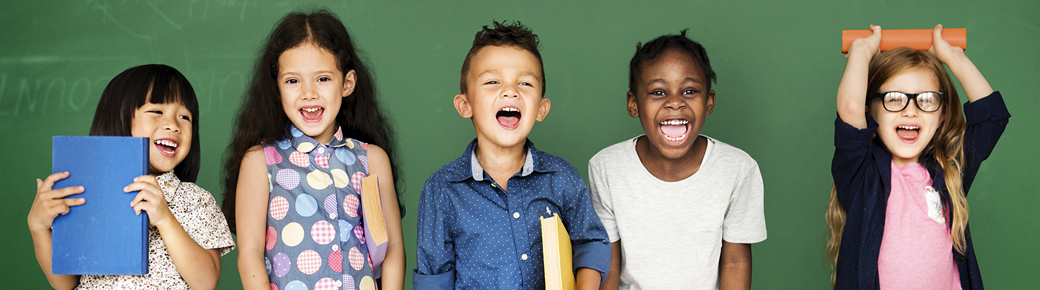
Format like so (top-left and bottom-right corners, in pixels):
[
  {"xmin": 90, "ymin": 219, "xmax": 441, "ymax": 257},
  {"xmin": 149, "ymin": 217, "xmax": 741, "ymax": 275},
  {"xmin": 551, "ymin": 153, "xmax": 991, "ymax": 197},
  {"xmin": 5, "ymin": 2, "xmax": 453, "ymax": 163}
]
[
  {"xmin": 301, "ymin": 81, "xmax": 318, "ymax": 100},
  {"xmin": 162, "ymin": 118, "xmax": 181, "ymax": 133},
  {"xmin": 664, "ymin": 93, "xmax": 686, "ymax": 110},
  {"xmin": 501, "ymin": 85, "xmax": 519, "ymax": 98},
  {"xmin": 901, "ymin": 99, "xmax": 919, "ymax": 117}
]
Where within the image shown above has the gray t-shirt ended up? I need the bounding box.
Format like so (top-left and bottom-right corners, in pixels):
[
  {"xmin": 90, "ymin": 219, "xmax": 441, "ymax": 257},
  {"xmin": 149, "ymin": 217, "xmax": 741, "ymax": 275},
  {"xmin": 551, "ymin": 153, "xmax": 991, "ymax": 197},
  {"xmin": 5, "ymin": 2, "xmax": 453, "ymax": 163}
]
[{"xmin": 588, "ymin": 135, "xmax": 766, "ymax": 290}]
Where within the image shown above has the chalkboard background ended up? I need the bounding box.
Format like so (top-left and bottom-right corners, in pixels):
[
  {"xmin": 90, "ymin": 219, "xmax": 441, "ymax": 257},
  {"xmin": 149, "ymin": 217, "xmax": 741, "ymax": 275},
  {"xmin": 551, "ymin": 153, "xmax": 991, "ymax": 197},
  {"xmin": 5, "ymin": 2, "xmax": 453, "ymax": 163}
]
[{"xmin": 2, "ymin": 1, "xmax": 1037, "ymax": 288}]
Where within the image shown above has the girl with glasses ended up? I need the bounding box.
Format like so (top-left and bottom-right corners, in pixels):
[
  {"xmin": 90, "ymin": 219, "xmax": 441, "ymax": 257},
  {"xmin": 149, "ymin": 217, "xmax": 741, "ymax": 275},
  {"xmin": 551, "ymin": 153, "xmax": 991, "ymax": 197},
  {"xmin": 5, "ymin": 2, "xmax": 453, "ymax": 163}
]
[{"xmin": 827, "ymin": 25, "xmax": 1010, "ymax": 289}]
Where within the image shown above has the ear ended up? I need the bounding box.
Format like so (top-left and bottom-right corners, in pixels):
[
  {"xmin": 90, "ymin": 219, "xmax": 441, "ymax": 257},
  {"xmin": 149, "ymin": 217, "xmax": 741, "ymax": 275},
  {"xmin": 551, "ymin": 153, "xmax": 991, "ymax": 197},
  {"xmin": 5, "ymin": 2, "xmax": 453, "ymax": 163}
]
[
  {"xmin": 454, "ymin": 94, "xmax": 473, "ymax": 118},
  {"xmin": 535, "ymin": 97, "xmax": 551, "ymax": 121},
  {"xmin": 705, "ymin": 89, "xmax": 716, "ymax": 115},
  {"xmin": 626, "ymin": 91, "xmax": 639, "ymax": 118},
  {"xmin": 341, "ymin": 70, "xmax": 357, "ymax": 97}
]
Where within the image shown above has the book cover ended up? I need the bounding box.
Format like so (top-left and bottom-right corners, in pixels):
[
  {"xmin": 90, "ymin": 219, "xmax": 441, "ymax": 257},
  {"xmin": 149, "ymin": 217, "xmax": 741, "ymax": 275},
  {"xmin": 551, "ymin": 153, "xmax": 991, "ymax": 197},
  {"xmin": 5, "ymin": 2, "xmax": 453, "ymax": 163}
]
[
  {"xmin": 51, "ymin": 136, "xmax": 150, "ymax": 275},
  {"xmin": 360, "ymin": 174, "xmax": 388, "ymax": 278},
  {"xmin": 541, "ymin": 213, "xmax": 574, "ymax": 290}
]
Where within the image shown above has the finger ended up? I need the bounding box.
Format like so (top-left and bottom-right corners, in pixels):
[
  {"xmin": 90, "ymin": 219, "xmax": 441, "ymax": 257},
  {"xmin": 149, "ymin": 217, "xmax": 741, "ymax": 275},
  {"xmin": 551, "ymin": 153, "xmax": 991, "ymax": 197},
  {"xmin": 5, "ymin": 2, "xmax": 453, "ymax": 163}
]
[
  {"xmin": 844, "ymin": 52, "xmax": 850, "ymax": 59},
  {"xmin": 50, "ymin": 186, "xmax": 86, "ymax": 199},
  {"xmin": 870, "ymin": 24, "xmax": 882, "ymax": 36},
  {"xmin": 39, "ymin": 172, "xmax": 70, "ymax": 192},
  {"xmin": 933, "ymin": 24, "xmax": 944, "ymax": 41},
  {"xmin": 61, "ymin": 198, "xmax": 86, "ymax": 212},
  {"xmin": 37, "ymin": 178, "xmax": 42, "ymax": 189}
]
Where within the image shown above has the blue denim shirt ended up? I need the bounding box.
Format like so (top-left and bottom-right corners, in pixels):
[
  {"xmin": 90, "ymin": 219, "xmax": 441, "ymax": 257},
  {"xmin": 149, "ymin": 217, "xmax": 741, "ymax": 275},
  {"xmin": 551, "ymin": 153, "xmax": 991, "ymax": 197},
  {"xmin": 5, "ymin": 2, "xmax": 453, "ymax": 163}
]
[
  {"xmin": 413, "ymin": 139, "xmax": 611, "ymax": 289},
  {"xmin": 832, "ymin": 92, "xmax": 1010, "ymax": 290}
]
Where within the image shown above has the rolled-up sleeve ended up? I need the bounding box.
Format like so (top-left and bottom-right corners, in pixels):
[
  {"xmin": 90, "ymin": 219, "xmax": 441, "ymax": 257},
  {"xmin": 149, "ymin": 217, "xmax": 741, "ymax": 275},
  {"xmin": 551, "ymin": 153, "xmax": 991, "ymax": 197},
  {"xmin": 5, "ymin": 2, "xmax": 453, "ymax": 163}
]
[
  {"xmin": 561, "ymin": 166, "xmax": 611, "ymax": 284},
  {"xmin": 413, "ymin": 176, "xmax": 457, "ymax": 290}
]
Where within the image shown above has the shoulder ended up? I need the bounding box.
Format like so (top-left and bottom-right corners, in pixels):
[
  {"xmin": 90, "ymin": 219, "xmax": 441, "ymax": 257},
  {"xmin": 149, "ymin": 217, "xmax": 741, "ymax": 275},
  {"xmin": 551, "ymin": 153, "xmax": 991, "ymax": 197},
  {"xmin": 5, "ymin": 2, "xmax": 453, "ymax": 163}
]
[
  {"xmin": 705, "ymin": 136, "xmax": 759, "ymax": 168},
  {"xmin": 422, "ymin": 153, "xmax": 469, "ymax": 190},
  {"xmin": 589, "ymin": 137, "xmax": 638, "ymax": 168},
  {"xmin": 242, "ymin": 144, "xmax": 266, "ymax": 163}
]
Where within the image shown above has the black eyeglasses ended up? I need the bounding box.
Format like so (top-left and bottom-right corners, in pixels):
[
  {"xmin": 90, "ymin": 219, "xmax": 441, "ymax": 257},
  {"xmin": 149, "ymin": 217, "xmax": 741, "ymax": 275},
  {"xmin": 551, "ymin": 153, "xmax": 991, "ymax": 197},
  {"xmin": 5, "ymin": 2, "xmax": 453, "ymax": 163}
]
[{"xmin": 869, "ymin": 91, "xmax": 945, "ymax": 112}]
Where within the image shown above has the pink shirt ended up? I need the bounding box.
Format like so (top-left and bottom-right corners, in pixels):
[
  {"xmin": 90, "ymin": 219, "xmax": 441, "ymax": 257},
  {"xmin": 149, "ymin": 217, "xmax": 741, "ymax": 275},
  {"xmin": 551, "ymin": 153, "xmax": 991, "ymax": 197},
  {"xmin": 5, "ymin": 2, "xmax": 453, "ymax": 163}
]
[{"xmin": 878, "ymin": 161, "xmax": 960, "ymax": 289}]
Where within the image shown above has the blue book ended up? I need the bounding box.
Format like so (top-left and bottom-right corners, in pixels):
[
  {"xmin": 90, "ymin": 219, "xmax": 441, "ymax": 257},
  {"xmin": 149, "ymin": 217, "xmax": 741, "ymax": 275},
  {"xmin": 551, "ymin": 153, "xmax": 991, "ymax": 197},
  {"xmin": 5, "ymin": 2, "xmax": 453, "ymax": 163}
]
[{"xmin": 51, "ymin": 136, "xmax": 150, "ymax": 275}]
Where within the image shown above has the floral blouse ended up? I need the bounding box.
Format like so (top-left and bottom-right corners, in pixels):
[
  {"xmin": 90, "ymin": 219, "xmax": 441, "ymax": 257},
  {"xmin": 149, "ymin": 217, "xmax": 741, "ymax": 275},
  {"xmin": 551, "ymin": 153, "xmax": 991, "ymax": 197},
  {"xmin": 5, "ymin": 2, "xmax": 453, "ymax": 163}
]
[{"xmin": 76, "ymin": 171, "xmax": 235, "ymax": 289}]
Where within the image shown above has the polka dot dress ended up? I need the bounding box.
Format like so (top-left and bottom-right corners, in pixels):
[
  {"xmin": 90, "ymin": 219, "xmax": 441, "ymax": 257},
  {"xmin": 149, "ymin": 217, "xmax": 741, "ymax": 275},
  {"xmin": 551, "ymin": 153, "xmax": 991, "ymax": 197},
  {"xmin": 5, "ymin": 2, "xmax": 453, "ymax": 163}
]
[{"xmin": 264, "ymin": 126, "xmax": 376, "ymax": 290}]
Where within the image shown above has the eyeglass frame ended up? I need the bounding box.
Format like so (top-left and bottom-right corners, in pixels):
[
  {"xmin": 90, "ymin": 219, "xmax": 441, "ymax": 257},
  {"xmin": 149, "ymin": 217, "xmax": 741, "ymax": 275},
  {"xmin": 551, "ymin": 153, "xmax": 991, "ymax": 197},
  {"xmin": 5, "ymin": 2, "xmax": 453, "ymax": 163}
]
[{"xmin": 868, "ymin": 91, "xmax": 945, "ymax": 112}]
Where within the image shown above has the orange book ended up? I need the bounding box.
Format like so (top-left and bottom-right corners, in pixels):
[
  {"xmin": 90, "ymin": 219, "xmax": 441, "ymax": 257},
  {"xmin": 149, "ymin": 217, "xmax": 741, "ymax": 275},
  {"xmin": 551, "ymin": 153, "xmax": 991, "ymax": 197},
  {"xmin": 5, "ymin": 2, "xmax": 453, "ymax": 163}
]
[
  {"xmin": 541, "ymin": 213, "xmax": 574, "ymax": 290},
  {"xmin": 841, "ymin": 28, "xmax": 966, "ymax": 52},
  {"xmin": 360, "ymin": 175, "xmax": 388, "ymax": 277}
]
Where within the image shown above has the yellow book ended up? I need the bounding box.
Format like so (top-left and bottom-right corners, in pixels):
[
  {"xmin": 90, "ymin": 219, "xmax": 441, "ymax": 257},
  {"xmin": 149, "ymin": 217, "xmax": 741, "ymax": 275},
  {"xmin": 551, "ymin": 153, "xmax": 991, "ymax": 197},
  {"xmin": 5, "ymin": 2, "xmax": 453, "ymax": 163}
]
[
  {"xmin": 360, "ymin": 174, "xmax": 388, "ymax": 278},
  {"xmin": 541, "ymin": 213, "xmax": 574, "ymax": 290}
]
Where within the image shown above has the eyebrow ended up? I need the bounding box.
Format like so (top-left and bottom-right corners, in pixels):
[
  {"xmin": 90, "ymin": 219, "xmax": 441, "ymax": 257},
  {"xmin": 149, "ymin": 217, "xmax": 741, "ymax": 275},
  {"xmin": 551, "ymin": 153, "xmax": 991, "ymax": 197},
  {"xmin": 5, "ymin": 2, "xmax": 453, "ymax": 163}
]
[{"xmin": 647, "ymin": 77, "xmax": 702, "ymax": 86}]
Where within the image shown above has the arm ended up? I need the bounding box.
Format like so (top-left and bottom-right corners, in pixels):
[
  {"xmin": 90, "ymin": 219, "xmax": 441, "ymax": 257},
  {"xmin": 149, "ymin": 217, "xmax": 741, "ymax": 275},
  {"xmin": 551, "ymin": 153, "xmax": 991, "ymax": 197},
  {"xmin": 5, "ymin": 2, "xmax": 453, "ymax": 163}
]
[
  {"xmin": 837, "ymin": 25, "xmax": 882, "ymax": 129},
  {"xmin": 366, "ymin": 145, "xmax": 405, "ymax": 290},
  {"xmin": 412, "ymin": 176, "xmax": 456, "ymax": 289},
  {"xmin": 928, "ymin": 24, "xmax": 994, "ymax": 103},
  {"xmin": 577, "ymin": 268, "xmax": 603, "ymax": 290},
  {"xmin": 235, "ymin": 146, "xmax": 272, "ymax": 289},
  {"xmin": 598, "ymin": 241, "xmax": 622, "ymax": 290},
  {"xmin": 27, "ymin": 172, "xmax": 84, "ymax": 290},
  {"xmin": 718, "ymin": 241, "xmax": 752, "ymax": 290},
  {"xmin": 127, "ymin": 175, "xmax": 221, "ymax": 289}
]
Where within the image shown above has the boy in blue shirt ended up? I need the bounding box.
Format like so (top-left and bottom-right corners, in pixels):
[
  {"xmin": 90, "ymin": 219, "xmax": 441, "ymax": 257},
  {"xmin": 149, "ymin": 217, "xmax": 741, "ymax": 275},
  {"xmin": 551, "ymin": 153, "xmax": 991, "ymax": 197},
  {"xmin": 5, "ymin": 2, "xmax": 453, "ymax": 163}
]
[{"xmin": 413, "ymin": 21, "xmax": 611, "ymax": 290}]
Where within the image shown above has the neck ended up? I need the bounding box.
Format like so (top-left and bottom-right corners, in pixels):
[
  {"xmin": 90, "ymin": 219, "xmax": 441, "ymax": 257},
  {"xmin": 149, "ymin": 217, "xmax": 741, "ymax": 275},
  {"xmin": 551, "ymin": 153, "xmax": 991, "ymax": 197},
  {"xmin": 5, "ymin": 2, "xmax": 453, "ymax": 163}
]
[
  {"xmin": 474, "ymin": 140, "xmax": 527, "ymax": 191},
  {"xmin": 636, "ymin": 135, "xmax": 707, "ymax": 182}
]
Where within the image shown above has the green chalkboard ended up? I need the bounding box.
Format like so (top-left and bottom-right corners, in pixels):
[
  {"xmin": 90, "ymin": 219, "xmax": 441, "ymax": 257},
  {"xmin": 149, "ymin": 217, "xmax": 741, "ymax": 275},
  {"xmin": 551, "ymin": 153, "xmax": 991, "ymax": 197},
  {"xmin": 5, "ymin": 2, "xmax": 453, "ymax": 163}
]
[{"xmin": 2, "ymin": 1, "xmax": 1037, "ymax": 289}]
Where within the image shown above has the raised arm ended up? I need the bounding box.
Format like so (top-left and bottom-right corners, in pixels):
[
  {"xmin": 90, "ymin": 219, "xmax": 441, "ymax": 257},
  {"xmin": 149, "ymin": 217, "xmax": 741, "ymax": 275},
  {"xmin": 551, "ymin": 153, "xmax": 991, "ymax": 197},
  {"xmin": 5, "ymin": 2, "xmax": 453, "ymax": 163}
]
[
  {"xmin": 366, "ymin": 145, "xmax": 406, "ymax": 290},
  {"xmin": 928, "ymin": 24, "xmax": 994, "ymax": 103},
  {"xmin": 235, "ymin": 146, "xmax": 272, "ymax": 289},
  {"xmin": 837, "ymin": 25, "xmax": 882, "ymax": 129}
]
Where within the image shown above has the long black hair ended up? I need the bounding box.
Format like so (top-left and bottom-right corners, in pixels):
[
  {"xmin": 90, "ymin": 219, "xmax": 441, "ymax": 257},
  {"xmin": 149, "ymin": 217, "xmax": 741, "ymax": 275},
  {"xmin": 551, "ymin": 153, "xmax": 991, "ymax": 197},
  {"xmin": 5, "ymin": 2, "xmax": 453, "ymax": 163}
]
[
  {"xmin": 221, "ymin": 8, "xmax": 402, "ymax": 231},
  {"xmin": 90, "ymin": 64, "xmax": 202, "ymax": 182}
]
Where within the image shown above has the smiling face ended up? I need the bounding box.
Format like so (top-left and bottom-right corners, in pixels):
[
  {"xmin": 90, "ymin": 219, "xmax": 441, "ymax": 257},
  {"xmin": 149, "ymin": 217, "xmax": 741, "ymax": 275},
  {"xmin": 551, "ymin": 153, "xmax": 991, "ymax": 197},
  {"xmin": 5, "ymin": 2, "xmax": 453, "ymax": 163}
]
[
  {"xmin": 278, "ymin": 41, "xmax": 355, "ymax": 144},
  {"xmin": 628, "ymin": 48, "xmax": 714, "ymax": 160},
  {"xmin": 455, "ymin": 45, "xmax": 550, "ymax": 151},
  {"xmin": 869, "ymin": 67, "xmax": 944, "ymax": 166},
  {"xmin": 130, "ymin": 97, "xmax": 193, "ymax": 175}
]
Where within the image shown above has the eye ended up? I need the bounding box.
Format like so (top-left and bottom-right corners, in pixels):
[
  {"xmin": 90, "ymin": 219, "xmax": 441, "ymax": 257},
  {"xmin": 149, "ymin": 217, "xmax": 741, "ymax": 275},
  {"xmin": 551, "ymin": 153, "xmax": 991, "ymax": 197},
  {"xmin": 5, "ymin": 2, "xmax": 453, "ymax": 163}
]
[
  {"xmin": 179, "ymin": 115, "xmax": 192, "ymax": 122},
  {"xmin": 520, "ymin": 81, "xmax": 533, "ymax": 87},
  {"xmin": 147, "ymin": 109, "xmax": 163, "ymax": 115},
  {"xmin": 683, "ymin": 89, "xmax": 698, "ymax": 95},
  {"xmin": 649, "ymin": 90, "xmax": 666, "ymax": 97},
  {"xmin": 318, "ymin": 76, "xmax": 331, "ymax": 82},
  {"xmin": 285, "ymin": 78, "xmax": 299, "ymax": 84},
  {"xmin": 484, "ymin": 80, "xmax": 499, "ymax": 85}
]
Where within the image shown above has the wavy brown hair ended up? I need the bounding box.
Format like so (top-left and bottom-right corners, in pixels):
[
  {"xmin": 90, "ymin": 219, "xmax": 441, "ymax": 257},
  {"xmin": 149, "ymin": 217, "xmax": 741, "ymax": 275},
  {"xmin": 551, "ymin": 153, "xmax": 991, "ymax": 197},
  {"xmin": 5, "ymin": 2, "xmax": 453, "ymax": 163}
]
[
  {"xmin": 826, "ymin": 47, "xmax": 968, "ymax": 285},
  {"xmin": 220, "ymin": 9, "xmax": 402, "ymax": 232}
]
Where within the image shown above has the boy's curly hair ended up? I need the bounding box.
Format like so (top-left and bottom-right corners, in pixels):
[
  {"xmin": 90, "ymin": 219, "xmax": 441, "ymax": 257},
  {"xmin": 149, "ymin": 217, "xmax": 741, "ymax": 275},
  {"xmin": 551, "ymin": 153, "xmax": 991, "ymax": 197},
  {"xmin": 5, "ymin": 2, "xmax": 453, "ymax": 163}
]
[
  {"xmin": 459, "ymin": 20, "xmax": 545, "ymax": 95},
  {"xmin": 629, "ymin": 29, "xmax": 716, "ymax": 93}
]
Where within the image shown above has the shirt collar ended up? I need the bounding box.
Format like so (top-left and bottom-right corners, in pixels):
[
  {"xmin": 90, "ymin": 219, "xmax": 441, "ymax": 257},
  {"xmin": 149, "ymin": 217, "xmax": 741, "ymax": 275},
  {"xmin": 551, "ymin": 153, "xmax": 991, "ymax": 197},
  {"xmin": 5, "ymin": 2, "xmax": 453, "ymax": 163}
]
[
  {"xmin": 447, "ymin": 139, "xmax": 551, "ymax": 182},
  {"xmin": 287, "ymin": 124, "xmax": 349, "ymax": 153}
]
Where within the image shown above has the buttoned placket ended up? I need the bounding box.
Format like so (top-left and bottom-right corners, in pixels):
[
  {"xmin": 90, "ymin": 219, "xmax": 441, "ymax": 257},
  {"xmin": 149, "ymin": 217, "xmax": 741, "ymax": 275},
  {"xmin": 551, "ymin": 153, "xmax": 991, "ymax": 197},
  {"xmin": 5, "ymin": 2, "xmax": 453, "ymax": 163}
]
[{"xmin": 498, "ymin": 173, "xmax": 533, "ymax": 288}]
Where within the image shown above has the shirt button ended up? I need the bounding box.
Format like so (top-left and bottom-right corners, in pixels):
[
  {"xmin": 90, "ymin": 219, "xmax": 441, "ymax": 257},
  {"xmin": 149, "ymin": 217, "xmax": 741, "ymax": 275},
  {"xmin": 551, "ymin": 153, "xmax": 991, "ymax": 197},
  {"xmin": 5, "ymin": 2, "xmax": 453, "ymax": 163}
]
[
  {"xmin": 318, "ymin": 147, "xmax": 325, "ymax": 154},
  {"xmin": 491, "ymin": 183, "xmax": 497, "ymax": 188},
  {"xmin": 513, "ymin": 212, "xmax": 520, "ymax": 219},
  {"xmin": 521, "ymin": 254, "xmax": 528, "ymax": 261}
]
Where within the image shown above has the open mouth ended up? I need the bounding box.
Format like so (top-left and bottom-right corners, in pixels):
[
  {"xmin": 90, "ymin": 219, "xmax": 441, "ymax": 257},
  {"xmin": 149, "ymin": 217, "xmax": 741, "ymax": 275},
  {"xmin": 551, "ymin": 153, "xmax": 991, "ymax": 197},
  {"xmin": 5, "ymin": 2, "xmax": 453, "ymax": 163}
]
[
  {"xmin": 659, "ymin": 119, "xmax": 690, "ymax": 143},
  {"xmin": 301, "ymin": 106, "xmax": 324, "ymax": 122},
  {"xmin": 896, "ymin": 125, "xmax": 920, "ymax": 143},
  {"xmin": 497, "ymin": 106, "xmax": 521, "ymax": 130},
  {"xmin": 154, "ymin": 139, "xmax": 179, "ymax": 157}
]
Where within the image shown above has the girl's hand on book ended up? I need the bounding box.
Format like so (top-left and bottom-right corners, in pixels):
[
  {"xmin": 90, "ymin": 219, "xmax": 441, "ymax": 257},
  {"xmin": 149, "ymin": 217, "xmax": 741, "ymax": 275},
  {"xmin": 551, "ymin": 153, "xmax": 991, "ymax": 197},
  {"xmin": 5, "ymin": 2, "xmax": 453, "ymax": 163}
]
[
  {"xmin": 928, "ymin": 24, "xmax": 967, "ymax": 66},
  {"xmin": 845, "ymin": 25, "xmax": 882, "ymax": 59},
  {"xmin": 28, "ymin": 172, "xmax": 85, "ymax": 233},
  {"xmin": 126, "ymin": 175, "xmax": 174, "ymax": 228}
]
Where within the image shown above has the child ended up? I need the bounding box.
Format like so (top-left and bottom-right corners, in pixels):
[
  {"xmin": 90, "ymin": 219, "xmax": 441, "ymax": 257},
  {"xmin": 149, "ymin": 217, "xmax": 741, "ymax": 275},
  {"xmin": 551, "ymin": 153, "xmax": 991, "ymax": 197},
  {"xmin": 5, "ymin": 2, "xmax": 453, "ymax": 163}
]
[
  {"xmin": 27, "ymin": 64, "xmax": 235, "ymax": 289},
  {"xmin": 587, "ymin": 30, "xmax": 767, "ymax": 290},
  {"xmin": 827, "ymin": 25, "xmax": 1009, "ymax": 289},
  {"xmin": 221, "ymin": 9, "xmax": 406, "ymax": 290},
  {"xmin": 413, "ymin": 21, "xmax": 611, "ymax": 289}
]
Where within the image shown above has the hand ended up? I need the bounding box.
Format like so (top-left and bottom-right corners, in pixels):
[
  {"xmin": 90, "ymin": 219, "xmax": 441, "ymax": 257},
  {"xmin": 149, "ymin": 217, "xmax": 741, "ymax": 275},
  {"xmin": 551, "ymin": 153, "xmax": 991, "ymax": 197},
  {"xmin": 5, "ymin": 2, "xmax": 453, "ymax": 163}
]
[
  {"xmin": 126, "ymin": 175, "xmax": 174, "ymax": 227},
  {"xmin": 928, "ymin": 24, "xmax": 966, "ymax": 65},
  {"xmin": 845, "ymin": 25, "xmax": 882, "ymax": 59},
  {"xmin": 27, "ymin": 172, "xmax": 86, "ymax": 234}
]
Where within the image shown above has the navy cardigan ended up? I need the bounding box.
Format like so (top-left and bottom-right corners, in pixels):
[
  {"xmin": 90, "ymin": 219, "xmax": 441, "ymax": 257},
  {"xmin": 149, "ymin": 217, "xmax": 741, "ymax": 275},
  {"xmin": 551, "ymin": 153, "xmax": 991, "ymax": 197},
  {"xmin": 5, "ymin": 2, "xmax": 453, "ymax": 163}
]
[{"xmin": 831, "ymin": 92, "xmax": 1010, "ymax": 290}]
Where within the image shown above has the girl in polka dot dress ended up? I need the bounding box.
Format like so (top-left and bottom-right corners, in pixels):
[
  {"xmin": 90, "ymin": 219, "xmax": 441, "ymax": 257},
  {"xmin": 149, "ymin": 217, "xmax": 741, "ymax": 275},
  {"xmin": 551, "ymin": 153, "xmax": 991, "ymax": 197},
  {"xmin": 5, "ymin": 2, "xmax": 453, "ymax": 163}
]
[
  {"xmin": 28, "ymin": 64, "xmax": 235, "ymax": 289},
  {"xmin": 221, "ymin": 9, "xmax": 405, "ymax": 290}
]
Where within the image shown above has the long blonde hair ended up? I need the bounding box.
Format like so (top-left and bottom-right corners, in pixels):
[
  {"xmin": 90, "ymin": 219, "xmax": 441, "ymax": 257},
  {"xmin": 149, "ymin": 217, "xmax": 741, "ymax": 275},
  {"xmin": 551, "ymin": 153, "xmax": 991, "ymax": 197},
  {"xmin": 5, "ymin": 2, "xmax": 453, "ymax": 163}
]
[{"xmin": 826, "ymin": 47, "xmax": 969, "ymax": 285}]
